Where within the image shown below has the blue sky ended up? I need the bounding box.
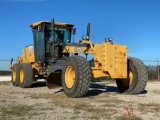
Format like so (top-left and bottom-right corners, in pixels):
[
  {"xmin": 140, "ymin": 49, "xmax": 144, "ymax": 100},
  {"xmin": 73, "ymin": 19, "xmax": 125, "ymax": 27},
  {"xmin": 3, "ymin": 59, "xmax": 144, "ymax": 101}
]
[{"xmin": 0, "ymin": 0, "xmax": 160, "ymax": 69}]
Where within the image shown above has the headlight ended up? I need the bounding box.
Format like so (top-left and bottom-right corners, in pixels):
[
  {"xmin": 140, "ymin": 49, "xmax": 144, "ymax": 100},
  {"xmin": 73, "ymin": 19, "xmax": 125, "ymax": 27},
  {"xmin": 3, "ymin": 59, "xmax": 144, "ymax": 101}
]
[
  {"xmin": 105, "ymin": 37, "xmax": 112, "ymax": 42},
  {"xmin": 82, "ymin": 35, "xmax": 86, "ymax": 40},
  {"xmin": 108, "ymin": 37, "xmax": 112, "ymax": 42},
  {"xmin": 82, "ymin": 35, "xmax": 89, "ymax": 40},
  {"xmin": 85, "ymin": 36, "xmax": 89, "ymax": 40}
]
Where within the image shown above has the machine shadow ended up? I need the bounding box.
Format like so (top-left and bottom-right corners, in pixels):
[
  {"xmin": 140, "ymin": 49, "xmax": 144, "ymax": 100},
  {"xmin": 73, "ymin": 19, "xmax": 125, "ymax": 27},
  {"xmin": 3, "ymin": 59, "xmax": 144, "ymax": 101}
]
[
  {"xmin": 30, "ymin": 81, "xmax": 148, "ymax": 96},
  {"xmin": 87, "ymin": 83, "xmax": 120, "ymax": 97},
  {"xmin": 87, "ymin": 83, "xmax": 148, "ymax": 97},
  {"xmin": 31, "ymin": 81, "xmax": 47, "ymax": 88},
  {"xmin": 140, "ymin": 90, "xmax": 148, "ymax": 94}
]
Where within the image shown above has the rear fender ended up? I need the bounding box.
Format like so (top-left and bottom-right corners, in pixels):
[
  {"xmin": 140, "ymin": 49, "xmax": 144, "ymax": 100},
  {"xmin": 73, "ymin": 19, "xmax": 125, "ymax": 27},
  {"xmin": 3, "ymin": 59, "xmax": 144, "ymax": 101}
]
[{"xmin": 46, "ymin": 61, "xmax": 65, "ymax": 89}]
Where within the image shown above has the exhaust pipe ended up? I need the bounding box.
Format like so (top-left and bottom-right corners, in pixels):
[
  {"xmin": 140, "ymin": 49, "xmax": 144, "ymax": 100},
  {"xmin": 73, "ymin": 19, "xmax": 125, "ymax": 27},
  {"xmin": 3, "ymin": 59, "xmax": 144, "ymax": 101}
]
[{"xmin": 87, "ymin": 23, "xmax": 90, "ymax": 38}]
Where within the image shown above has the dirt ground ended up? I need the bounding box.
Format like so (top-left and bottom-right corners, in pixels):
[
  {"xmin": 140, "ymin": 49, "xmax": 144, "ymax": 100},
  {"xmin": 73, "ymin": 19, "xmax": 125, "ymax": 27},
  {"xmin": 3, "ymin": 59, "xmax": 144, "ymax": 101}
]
[{"xmin": 0, "ymin": 80, "xmax": 160, "ymax": 120}]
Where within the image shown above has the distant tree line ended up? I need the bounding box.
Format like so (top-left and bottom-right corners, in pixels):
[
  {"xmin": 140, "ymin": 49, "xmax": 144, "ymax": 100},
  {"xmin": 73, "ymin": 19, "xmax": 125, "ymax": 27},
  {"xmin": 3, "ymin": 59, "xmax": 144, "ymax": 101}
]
[
  {"xmin": 147, "ymin": 65, "xmax": 160, "ymax": 80},
  {"xmin": 0, "ymin": 70, "xmax": 11, "ymax": 75}
]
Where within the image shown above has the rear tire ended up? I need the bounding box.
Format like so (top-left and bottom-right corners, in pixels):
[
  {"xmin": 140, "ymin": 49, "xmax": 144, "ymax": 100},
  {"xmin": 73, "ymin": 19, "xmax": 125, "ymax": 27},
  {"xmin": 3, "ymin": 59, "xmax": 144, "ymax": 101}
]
[
  {"xmin": 19, "ymin": 63, "xmax": 33, "ymax": 88},
  {"xmin": 62, "ymin": 56, "xmax": 91, "ymax": 98},
  {"xmin": 116, "ymin": 57, "xmax": 148, "ymax": 94},
  {"xmin": 12, "ymin": 64, "xmax": 20, "ymax": 86}
]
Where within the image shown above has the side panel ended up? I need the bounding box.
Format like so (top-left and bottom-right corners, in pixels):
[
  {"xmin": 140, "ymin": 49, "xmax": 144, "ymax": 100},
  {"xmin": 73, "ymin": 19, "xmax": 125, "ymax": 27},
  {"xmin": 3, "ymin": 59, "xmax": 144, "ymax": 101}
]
[
  {"xmin": 22, "ymin": 46, "xmax": 35, "ymax": 63},
  {"xmin": 93, "ymin": 42, "xmax": 127, "ymax": 78},
  {"xmin": 114, "ymin": 44, "xmax": 127, "ymax": 78}
]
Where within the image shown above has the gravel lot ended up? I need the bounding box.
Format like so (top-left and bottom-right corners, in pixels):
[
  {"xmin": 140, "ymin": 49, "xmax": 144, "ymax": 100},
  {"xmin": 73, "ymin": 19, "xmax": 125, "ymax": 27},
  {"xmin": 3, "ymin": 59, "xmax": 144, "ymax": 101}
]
[{"xmin": 0, "ymin": 80, "xmax": 160, "ymax": 120}]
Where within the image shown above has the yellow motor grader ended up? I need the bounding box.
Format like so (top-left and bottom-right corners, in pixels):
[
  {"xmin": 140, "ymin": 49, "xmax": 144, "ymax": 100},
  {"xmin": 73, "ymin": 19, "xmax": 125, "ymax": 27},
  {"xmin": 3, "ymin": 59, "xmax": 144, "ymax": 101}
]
[{"xmin": 10, "ymin": 18, "xmax": 148, "ymax": 97}]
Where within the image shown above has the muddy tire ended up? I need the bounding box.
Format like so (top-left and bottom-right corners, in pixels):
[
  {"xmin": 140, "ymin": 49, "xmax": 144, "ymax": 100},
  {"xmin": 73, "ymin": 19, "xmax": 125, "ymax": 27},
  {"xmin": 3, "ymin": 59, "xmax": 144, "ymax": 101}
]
[
  {"xmin": 62, "ymin": 56, "xmax": 91, "ymax": 98},
  {"xmin": 116, "ymin": 57, "xmax": 148, "ymax": 94},
  {"xmin": 19, "ymin": 63, "xmax": 33, "ymax": 88},
  {"xmin": 12, "ymin": 64, "xmax": 20, "ymax": 86}
]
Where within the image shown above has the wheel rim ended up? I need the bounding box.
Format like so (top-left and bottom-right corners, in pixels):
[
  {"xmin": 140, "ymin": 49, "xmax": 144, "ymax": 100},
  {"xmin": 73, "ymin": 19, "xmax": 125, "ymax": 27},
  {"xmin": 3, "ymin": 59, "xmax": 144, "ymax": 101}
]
[
  {"xmin": 121, "ymin": 69, "xmax": 133, "ymax": 86},
  {"xmin": 65, "ymin": 66, "xmax": 75, "ymax": 88},
  {"xmin": 20, "ymin": 69, "xmax": 24, "ymax": 83},
  {"xmin": 12, "ymin": 69, "xmax": 16, "ymax": 82},
  {"xmin": 128, "ymin": 70, "xmax": 133, "ymax": 84}
]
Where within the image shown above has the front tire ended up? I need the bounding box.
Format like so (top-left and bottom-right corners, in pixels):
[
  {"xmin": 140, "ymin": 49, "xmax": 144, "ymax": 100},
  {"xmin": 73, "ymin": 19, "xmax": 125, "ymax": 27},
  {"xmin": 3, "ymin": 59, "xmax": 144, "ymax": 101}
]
[
  {"xmin": 62, "ymin": 56, "xmax": 91, "ymax": 98},
  {"xmin": 116, "ymin": 57, "xmax": 148, "ymax": 94},
  {"xmin": 19, "ymin": 63, "xmax": 33, "ymax": 88}
]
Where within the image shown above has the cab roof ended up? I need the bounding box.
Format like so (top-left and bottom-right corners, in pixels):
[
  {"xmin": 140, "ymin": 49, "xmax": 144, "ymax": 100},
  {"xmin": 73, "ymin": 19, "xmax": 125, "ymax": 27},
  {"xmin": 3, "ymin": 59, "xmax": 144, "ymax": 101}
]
[{"xmin": 30, "ymin": 21, "xmax": 74, "ymax": 29}]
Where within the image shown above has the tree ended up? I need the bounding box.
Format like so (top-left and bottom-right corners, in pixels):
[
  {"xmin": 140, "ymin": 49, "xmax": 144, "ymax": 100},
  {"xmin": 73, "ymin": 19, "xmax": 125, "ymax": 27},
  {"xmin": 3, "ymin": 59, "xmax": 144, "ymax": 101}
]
[
  {"xmin": 147, "ymin": 65, "xmax": 160, "ymax": 80},
  {"xmin": 0, "ymin": 70, "xmax": 11, "ymax": 75}
]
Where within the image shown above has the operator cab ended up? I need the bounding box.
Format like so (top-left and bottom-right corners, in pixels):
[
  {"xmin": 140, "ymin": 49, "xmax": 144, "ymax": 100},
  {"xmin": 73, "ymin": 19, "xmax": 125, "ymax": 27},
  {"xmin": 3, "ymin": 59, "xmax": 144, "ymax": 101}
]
[{"xmin": 30, "ymin": 20, "xmax": 74, "ymax": 62}]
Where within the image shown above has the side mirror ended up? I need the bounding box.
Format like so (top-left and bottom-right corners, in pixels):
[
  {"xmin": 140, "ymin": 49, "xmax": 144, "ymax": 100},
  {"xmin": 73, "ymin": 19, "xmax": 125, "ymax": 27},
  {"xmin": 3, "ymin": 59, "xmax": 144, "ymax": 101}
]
[{"xmin": 73, "ymin": 28, "xmax": 76, "ymax": 35}]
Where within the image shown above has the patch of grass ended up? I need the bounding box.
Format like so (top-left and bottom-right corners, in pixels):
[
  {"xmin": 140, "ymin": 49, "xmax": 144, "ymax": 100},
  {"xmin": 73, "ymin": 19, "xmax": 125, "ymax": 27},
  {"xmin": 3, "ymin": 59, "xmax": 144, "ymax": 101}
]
[
  {"xmin": 0, "ymin": 104, "xmax": 37, "ymax": 119},
  {"xmin": 0, "ymin": 81, "xmax": 11, "ymax": 85},
  {"xmin": 73, "ymin": 102, "xmax": 105, "ymax": 112},
  {"xmin": 29, "ymin": 93, "xmax": 54, "ymax": 99},
  {"xmin": 116, "ymin": 115, "xmax": 142, "ymax": 120},
  {"xmin": 73, "ymin": 109, "xmax": 81, "ymax": 114},
  {"xmin": 29, "ymin": 93, "xmax": 118, "ymax": 119},
  {"xmin": 72, "ymin": 100, "xmax": 117, "ymax": 119},
  {"xmin": 39, "ymin": 107, "xmax": 54, "ymax": 111},
  {"xmin": 30, "ymin": 93, "xmax": 78, "ymax": 108},
  {"xmin": 89, "ymin": 115, "xmax": 101, "ymax": 120},
  {"xmin": 74, "ymin": 103, "xmax": 91, "ymax": 110},
  {"xmin": 138, "ymin": 103, "xmax": 160, "ymax": 112},
  {"xmin": 30, "ymin": 93, "xmax": 87, "ymax": 107},
  {"xmin": 0, "ymin": 99, "xmax": 7, "ymax": 103},
  {"xmin": 98, "ymin": 98, "xmax": 126, "ymax": 107},
  {"xmin": 152, "ymin": 90, "xmax": 160, "ymax": 94}
]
